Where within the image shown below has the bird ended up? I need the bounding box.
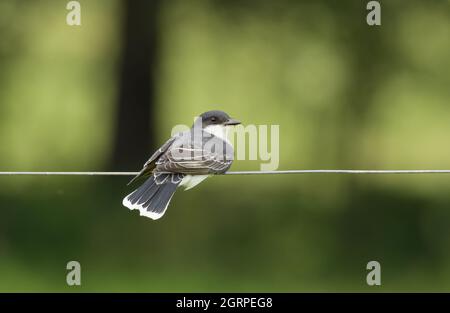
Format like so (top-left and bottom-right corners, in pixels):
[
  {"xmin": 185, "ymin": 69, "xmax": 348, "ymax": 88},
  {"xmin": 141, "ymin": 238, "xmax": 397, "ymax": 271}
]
[{"xmin": 122, "ymin": 110, "xmax": 241, "ymax": 220}]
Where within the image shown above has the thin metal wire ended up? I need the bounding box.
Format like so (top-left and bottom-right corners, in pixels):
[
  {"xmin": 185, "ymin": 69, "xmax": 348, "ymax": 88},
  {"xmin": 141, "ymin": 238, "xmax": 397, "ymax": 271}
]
[
  {"xmin": 0, "ymin": 172, "xmax": 138, "ymax": 176},
  {"xmin": 0, "ymin": 170, "xmax": 450, "ymax": 176},
  {"xmin": 224, "ymin": 170, "xmax": 450, "ymax": 175}
]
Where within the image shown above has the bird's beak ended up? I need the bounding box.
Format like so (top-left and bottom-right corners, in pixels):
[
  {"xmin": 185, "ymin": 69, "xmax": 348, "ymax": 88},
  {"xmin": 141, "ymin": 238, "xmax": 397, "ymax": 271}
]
[{"xmin": 224, "ymin": 118, "xmax": 241, "ymax": 125}]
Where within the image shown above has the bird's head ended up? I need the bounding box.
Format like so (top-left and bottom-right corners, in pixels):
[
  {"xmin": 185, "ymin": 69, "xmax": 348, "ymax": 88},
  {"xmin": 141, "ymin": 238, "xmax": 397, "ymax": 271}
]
[{"xmin": 193, "ymin": 110, "xmax": 241, "ymax": 129}]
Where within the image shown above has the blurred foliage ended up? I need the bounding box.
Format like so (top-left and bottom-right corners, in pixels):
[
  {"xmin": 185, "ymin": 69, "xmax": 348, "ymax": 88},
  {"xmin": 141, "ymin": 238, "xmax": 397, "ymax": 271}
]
[{"xmin": 0, "ymin": 0, "xmax": 449, "ymax": 291}]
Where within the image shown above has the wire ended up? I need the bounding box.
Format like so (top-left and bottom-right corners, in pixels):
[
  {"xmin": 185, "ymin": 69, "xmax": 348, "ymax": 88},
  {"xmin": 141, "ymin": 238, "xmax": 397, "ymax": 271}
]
[
  {"xmin": 0, "ymin": 170, "xmax": 450, "ymax": 176},
  {"xmin": 0, "ymin": 172, "xmax": 138, "ymax": 176},
  {"xmin": 224, "ymin": 170, "xmax": 450, "ymax": 175}
]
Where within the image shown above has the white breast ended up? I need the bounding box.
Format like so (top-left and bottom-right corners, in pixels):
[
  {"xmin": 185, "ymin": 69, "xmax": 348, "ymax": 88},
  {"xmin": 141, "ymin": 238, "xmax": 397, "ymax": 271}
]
[{"xmin": 204, "ymin": 125, "xmax": 231, "ymax": 143}]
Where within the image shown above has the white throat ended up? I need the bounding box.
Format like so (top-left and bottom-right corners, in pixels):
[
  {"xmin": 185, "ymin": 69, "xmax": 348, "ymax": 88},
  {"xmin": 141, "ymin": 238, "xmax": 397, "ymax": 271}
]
[{"xmin": 204, "ymin": 124, "xmax": 230, "ymax": 142}]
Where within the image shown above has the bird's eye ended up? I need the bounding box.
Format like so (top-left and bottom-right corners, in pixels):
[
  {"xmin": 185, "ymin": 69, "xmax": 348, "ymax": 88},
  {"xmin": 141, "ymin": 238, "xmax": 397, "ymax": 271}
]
[{"xmin": 211, "ymin": 117, "xmax": 217, "ymax": 122}]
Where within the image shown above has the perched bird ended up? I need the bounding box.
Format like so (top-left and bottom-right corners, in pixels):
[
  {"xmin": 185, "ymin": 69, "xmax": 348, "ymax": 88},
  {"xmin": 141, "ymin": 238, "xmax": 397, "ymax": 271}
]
[{"xmin": 122, "ymin": 110, "xmax": 241, "ymax": 220}]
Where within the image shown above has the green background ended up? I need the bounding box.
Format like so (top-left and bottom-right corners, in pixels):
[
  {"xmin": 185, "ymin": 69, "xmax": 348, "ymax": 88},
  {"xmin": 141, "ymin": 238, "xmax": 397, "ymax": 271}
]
[{"xmin": 0, "ymin": 0, "xmax": 449, "ymax": 291}]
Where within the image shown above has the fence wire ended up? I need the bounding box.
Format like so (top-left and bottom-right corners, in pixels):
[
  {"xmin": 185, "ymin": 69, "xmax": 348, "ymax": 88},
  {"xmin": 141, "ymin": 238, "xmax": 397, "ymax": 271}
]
[{"xmin": 1, "ymin": 170, "xmax": 450, "ymax": 176}]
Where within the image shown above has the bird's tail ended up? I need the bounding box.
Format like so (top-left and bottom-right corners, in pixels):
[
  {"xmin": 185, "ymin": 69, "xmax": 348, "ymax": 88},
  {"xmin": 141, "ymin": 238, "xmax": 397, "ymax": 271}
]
[{"xmin": 122, "ymin": 173, "xmax": 184, "ymax": 220}]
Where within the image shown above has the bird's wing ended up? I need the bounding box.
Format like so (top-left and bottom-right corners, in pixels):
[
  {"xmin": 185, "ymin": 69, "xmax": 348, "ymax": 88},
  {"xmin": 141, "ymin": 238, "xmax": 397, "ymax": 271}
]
[
  {"xmin": 155, "ymin": 131, "xmax": 234, "ymax": 175},
  {"xmin": 127, "ymin": 136, "xmax": 177, "ymax": 185}
]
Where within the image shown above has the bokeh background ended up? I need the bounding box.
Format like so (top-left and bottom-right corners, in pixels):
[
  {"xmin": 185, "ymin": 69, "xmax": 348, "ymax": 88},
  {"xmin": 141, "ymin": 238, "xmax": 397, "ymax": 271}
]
[{"xmin": 0, "ymin": 0, "xmax": 449, "ymax": 292}]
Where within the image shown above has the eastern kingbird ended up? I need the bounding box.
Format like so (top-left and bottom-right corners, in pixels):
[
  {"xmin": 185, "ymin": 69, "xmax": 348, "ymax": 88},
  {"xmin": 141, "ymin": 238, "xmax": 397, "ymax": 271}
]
[{"xmin": 122, "ymin": 110, "xmax": 241, "ymax": 220}]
